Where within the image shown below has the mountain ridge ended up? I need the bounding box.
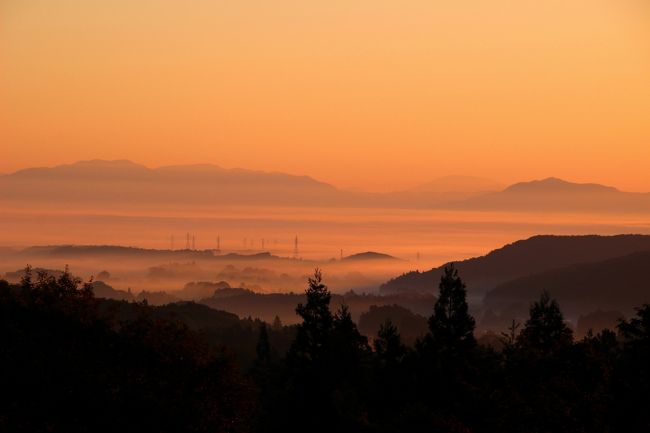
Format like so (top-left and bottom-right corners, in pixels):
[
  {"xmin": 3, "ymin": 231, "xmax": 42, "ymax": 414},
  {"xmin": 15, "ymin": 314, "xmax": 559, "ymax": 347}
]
[
  {"xmin": 3, "ymin": 160, "xmax": 650, "ymax": 211},
  {"xmin": 482, "ymin": 250, "xmax": 650, "ymax": 316},
  {"xmin": 380, "ymin": 234, "xmax": 650, "ymax": 296},
  {"xmin": 453, "ymin": 177, "xmax": 650, "ymax": 212}
]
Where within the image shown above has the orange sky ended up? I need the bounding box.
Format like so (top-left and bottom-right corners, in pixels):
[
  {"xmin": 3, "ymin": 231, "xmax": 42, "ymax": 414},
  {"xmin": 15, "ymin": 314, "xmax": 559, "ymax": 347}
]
[{"xmin": 2, "ymin": 0, "xmax": 649, "ymax": 192}]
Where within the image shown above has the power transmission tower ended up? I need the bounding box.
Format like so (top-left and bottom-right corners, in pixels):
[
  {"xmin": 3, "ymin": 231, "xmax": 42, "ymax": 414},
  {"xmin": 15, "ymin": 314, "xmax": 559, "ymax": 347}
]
[{"xmin": 293, "ymin": 235, "xmax": 299, "ymax": 258}]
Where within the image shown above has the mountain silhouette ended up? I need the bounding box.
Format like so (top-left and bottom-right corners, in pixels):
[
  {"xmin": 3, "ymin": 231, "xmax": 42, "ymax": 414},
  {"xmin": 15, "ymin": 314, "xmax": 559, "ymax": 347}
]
[
  {"xmin": 0, "ymin": 160, "xmax": 479, "ymax": 208},
  {"xmin": 504, "ymin": 177, "xmax": 618, "ymax": 194},
  {"xmin": 453, "ymin": 177, "xmax": 650, "ymax": 212},
  {"xmin": 4, "ymin": 161, "xmax": 650, "ymax": 211},
  {"xmin": 380, "ymin": 235, "xmax": 650, "ymax": 295},
  {"xmin": 0, "ymin": 160, "xmax": 344, "ymax": 207},
  {"xmin": 342, "ymin": 251, "xmax": 401, "ymax": 261},
  {"xmin": 482, "ymin": 250, "xmax": 650, "ymax": 316}
]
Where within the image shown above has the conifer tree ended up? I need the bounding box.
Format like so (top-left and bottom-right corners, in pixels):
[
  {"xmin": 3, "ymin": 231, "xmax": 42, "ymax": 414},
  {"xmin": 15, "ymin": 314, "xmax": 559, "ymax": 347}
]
[
  {"xmin": 427, "ymin": 264, "xmax": 476, "ymax": 351},
  {"xmin": 289, "ymin": 269, "xmax": 333, "ymax": 365},
  {"xmin": 518, "ymin": 290, "xmax": 573, "ymax": 352},
  {"xmin": 331, "ymin": 304, "xmax": 370, "ymax": 365},
  {"xmin": 374, "ymin": 319, "xmax": 406, "ymax": 364}
]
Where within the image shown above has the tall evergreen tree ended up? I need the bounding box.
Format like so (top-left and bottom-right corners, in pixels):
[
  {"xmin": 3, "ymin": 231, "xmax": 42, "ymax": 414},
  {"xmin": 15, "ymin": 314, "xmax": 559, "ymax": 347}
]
[
  {"xmin": 330, "ymin": 304, "xmax": 370, "ymax": 368},
  {"xmin": 327, "ymin": 304, "xmax": 371, "ymax": 429},
  {"xmin": 289, "ymin": 268, "xmax": 333, "ymax": 365},
  {"xmin": 518, "ymin": 290, "xmax": 573, "ymax": 352},
  {"xmin": 374, "ymin": 319, "xmax": 406, "ymax": 365},
  {"xmin": 426, "ymin": 264, "xmax": 476, "ymax": 351}
]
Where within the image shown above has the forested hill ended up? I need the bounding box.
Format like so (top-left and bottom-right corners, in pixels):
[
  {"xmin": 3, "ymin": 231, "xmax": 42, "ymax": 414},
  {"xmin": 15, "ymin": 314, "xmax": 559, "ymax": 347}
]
[
  {"xmin": 3, "ymin": 266, "xmax": 650, "ymax": 432},
  {"xmin": 483, "ymin": 250, "xmax": 650, "ymax": 315},
  {"xmin": 380, "ymin": 234, "xmax": 650, "ymax": 295}
]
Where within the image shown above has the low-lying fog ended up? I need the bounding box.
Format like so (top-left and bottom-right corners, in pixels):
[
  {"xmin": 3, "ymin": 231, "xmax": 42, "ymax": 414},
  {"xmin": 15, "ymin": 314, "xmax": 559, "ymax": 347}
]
[{"xmin": 3, "ymin": 205, "xmax": 650, "ymax": 296}]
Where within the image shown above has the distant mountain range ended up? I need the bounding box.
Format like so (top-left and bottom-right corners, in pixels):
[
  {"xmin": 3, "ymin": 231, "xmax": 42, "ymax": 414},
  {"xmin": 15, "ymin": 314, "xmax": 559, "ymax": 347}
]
[
  {"xmin": 453, "ymin": 177, "xmax": 650, "ymax": 213},
  {"xmin": 380, "ymin": 235, "xmax": 650, "ymax": 298},
  {"xmin": 4, "ymin": 160, "xmax": 648, "ymax": 212},
  {"xmin": 0, "ymin": 160, "xmax": 344, "ymax": 207},
  {"xmin": 0, "ymin": 160, "xmax": 501, "ymax": 208}
]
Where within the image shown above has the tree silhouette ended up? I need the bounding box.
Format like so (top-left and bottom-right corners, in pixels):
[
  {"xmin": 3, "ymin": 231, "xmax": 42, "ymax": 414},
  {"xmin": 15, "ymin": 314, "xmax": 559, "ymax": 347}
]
[
  {"xmin": 518, "ymin": 290, "xmax": 573, "ymax": 352},
  {"xmin": 289, "ymin": 268, "xmax": 333, "ymax": 365},
  {"xmin": 6, "ymin": 263, "xmax": 650, "ymax": 433},
  {"xmin": 618, "ymin": 304, "xmax": 650, "ymax": 344},
  {"xmin": 410, "ymin": 265, "xmax": 480, "ymax": 431},
  {"xmin": 0, "ymin": 269, "xmax": 251, "ymax": 433},
  {"xmin": 332, "ymin": 305, "xmax": 369, "ymax": 356},
  {"xmin": 374, "ymin": 319, "xmax": 406, "ymax": 365},
  {"xmin": 614, "ymin": 304, "xmax": 650, "ymax": 431},
  {"xmin": 283, "ymin": 269, "xmax": 336, "ymax": 433},
  {"xmin": 426, "ymin": 264, "xmax": 476, "ymax": 352},
  {"xmin": 330, "ymin": 304, "xmax": 370, "ymax": 374}
]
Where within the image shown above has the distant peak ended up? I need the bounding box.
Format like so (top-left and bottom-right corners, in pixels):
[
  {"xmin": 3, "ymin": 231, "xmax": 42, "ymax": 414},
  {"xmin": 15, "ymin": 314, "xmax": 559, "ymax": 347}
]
[
  {"xmin": 539, "ymin": 176, "xmax": 566, "ymax": 183},
  {"xmin": 505, "ymin": 177, "xmax": 618, "ymax": 193},
  {"xmin": 343, "ymin": 251, "xmax": 399, "ymax": 261}
]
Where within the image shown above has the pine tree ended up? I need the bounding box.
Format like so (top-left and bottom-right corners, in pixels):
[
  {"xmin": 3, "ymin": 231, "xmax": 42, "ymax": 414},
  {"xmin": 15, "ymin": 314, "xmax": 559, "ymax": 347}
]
[
  {"xmin": 289, "ymin": 269, "xmax": 333, "ymax": 365},
  {"xmin": 284, "ymin": 270, "xmax": 338, "ymax": 433},
  {"xmin": 427, "ymin": 264, "xmax": 476, "ymax": 351},
  {"xmin": 331, "ymin": 304, "xmax": 370, "ymax": 366},
  {"xmin": 374, "ymin": 319, "xmax": 406, "ymax": 365},
  {"xmin": 518, "ymin": 290, "xmax": 573, "ymax": 352}
]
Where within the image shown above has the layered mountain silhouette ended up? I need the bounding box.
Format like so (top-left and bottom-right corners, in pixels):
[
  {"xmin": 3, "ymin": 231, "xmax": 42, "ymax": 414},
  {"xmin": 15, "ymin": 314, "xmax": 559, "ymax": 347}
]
[
  {"xmin": 0, "ymin": 160, "xmax": 478, "ymax": 209},
  {"xmin": 0, "ymin": 160, "xmax": 345, "ymax": 207},
  {"xmin": 483, "ymin": 250, "xmax": 650, "ymax": 316},
  {"xmin": 7, "ymin": 160, "xmax": 647, "ymax": 211},
  {"xmin": 380, "ymin": 235, "xmax": 650, "ymax": 296},
  {"xmin": 1, "ymin": 160, "xmax": 488, "ymax": 208},
  {"xmin": 453, "ymin": 177, "xmax": 650, "ymax": 212}
]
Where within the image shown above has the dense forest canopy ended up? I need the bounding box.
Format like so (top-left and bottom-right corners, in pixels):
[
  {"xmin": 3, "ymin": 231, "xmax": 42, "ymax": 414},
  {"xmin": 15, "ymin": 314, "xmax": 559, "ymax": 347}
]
[{"xmin": 1, "ymin": 265, "xmax": 649, "ymax": 432}]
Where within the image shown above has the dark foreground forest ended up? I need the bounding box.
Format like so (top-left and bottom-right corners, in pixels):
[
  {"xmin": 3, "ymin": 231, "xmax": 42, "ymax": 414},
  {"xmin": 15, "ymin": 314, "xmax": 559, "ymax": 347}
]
[{"xmin": 1, "ymin": 266, "xmax": 649, "ymax": 433}]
